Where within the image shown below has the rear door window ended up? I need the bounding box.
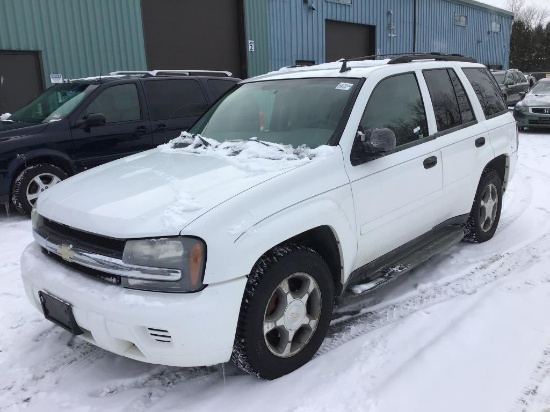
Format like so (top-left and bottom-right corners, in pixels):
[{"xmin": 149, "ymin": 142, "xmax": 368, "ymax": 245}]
[
  {"xmin": 423, "ymin": 68, "xmax": 475, "ymax": 132},
  {"xmin": 462, "ymin": 68, "xmax": 507, "ymax": 118},
  {"xmin": 144, "ymin": 79, "xmax": 208, "ymax": 121},
  {"xmin": 207, "ymin": 79, "xmax": 237, "ymax": 101}
]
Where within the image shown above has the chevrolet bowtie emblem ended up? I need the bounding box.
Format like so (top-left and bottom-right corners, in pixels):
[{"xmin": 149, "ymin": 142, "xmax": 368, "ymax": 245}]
[{"xmin": 57, "ymin": 244, "xmax": 75, "ymax": 262}]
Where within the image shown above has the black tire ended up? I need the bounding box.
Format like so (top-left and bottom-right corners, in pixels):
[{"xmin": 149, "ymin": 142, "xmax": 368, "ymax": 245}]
[
  {"xmin": 231, "ymin": 245, "xmax": 334, "ymax": 379},
  {"xmin": 12, "ymin": 164, "xmax": 68, "ymax": 216},
  {"xmin": 463, "ymin": 170, "xmax": 503, "ymax": 243}
]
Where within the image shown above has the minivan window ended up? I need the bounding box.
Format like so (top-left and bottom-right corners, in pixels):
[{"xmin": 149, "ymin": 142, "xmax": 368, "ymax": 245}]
[
  {"xmin": 360, "ymin": 73, "xmax": 428, "ymax": 147},
  {"xmin": 207, "ymin": 79, "xmax": 236, "ymax": 101},
  {"xmin": 463, "ymin": 68, "xmax": 507, "ymax": 118},
  {"xmin": 9, "ymin": 83, "xmax": 94, "ymax": 124},
  {"xmin": 423, "ymin": 69, "xmax": 474, "ymax": 132},
  {"xmin": 144, "ymin": 79, "xmax": 208, "ymax": 121},
  {"xmin": 190, "ymin": 78, "xmax": 360, "ymax": 149},
  {"xmin": 83, "ymin": 84, "xmax": 141, "ymax": 123}
]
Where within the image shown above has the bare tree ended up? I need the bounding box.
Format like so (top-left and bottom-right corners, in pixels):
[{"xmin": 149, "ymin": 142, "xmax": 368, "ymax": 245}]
[{"xmin": 507, "ymin": 0, "xmax": 550, "ymax": 27}]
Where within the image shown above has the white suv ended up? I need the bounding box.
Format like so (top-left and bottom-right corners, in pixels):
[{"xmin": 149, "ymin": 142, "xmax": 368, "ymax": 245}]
[{"xmin": 21, "ymin": 54, "xmax": 518, "ymax": 379}]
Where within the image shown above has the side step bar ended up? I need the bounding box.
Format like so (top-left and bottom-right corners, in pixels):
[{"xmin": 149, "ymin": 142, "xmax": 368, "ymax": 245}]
[{"xmin": 337, "ymin": 226, "xmax": 465, "ymax": 305}]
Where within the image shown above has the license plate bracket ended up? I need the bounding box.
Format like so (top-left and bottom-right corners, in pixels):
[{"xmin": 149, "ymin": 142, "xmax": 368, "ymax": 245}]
[{"xmin": 39, "ymin": 291, "xmax": 83, "ymax": 335}]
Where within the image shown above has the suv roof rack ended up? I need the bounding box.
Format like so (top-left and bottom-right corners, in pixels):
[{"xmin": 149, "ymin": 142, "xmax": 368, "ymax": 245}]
[
  {"xmin": 338, "ymin": 52, "xmax": 477, "ymax": 72},
  {"xmin": 109, "ymin": 70, "xmax": 233, "ymax": 78}
]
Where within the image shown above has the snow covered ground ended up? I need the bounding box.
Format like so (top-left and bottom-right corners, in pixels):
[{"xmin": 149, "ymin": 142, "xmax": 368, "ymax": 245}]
[{"xmin": 2, "ymin": 130, "xmax": 550, "ymax": 412}]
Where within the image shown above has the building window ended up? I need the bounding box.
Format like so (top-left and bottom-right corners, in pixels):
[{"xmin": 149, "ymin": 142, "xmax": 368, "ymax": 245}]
[
  {"xmin": 454, "ymin": 13, "xmax": 467, "ymax": 27},
  {"xmin": 326, "ymin": 0, "xmax": 352, "ymax": 4},
  {"xmin": 491, "ymin": 22, "xmax": 501, "ymax": 33}
]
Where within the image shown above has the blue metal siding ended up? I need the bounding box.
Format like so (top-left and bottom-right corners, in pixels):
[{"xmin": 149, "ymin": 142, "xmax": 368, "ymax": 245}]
[
  {"xmin": 263, "ymin": 0, "xmax": 512, "ymax": 74},
  {"xmin": 416, "ymin": 0, "xmax": 512, "ymax": 69},
  {"xmin": 267, "ymin": 0, "xmax": 414, "ymax": 72},
  {"xmin": 0, "ymin": 0, "xmax": 147, "ymax": 85}
]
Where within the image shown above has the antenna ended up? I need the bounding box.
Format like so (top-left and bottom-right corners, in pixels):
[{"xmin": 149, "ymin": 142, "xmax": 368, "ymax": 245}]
[{"xmin": 340, "ymin": 60, "xmax": 351, "ymax": 73}]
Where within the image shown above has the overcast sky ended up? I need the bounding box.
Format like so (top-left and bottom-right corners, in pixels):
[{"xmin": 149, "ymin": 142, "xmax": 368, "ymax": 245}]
[{"xmin": 477, "ymin": 0, "xmax": 548, "ymax": 12}]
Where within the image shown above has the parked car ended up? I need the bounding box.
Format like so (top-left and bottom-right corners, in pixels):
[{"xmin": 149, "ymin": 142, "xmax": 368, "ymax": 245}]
[
  {"xmin": 491, "ymin": 69, "xmax": 530, "ymax": 105},
  {"xmin": 0, "ymin": 70, "xmax": 240, "ymax": 215},
  {"xmin": 514, "ymin": 78, "xmax": 550, "ymax": 130},
  {"xmin": 21, "ymin": 54, "xmax": 518, "ymax": 379}
]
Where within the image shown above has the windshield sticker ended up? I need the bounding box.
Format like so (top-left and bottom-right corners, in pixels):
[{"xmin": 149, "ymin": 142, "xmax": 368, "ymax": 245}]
[
  {"xmin": 335, "ymin": 82, "xmax": 353, "ymax": 91},
  {"xmin": 413, "ymin": 126, "xmax": 421, "ymax": 134}
]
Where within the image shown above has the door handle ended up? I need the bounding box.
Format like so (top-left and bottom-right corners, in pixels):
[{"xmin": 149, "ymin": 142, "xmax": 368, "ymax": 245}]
[
  {"xmin": 423, "ymin": 156, "xmax": 437, "ymax": 169},
  {"xmin": 155, "ymin": 123, "xmax": 167, "ymax": 131},
  {"xmin": 134, "ymin": 126, "xmax": 149, "ymax": 136},
  {"xmin": 475, "ymin": 137, "xmax": 485, "ymax": 147}
]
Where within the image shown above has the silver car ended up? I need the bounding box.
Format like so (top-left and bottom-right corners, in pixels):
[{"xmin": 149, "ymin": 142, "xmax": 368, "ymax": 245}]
[{"xmin": 514, "ymin": 78, "xmax": 550, "ymax": 130}]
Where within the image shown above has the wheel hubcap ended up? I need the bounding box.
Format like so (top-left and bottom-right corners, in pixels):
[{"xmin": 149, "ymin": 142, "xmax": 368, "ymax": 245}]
[
  {"xmin": 26, "ymin": 173, "xmax": 62, "ymax": 206},
  {"xmin": 263, "ymin": 272, "xmax": 322, "ymax": 358},
  {"xmin": 479, "ymin": 182, "xmax": 499, "ymax": 232}
]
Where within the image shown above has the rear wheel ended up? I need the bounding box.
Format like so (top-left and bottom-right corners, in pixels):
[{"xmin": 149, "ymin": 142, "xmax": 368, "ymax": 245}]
[
  {"xmin": 463, "ymin": 170, "xmax": 503, "ymax": 243},
  {"xmin": 12, "ymin": 164, "xmax": 68, "ymax": 216},
  {"xmin": 232, "ymin": 245, "xmax": 334, "ymax": 379}
]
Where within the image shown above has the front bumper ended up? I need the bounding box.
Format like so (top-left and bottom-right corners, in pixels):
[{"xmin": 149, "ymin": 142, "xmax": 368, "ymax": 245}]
[
  {"xmin": 20, "ymin": 242, "xmax": 247, "ymax": 367},
  {"xmin": 514, "ymin": 110, "xmax": 550, "ymax": 128}
]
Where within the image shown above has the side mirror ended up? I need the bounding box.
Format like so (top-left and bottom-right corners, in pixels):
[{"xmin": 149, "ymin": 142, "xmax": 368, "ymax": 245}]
[
  {"xmin": 519, "ymin": 91, "xmax": 526, "ymax": 100},
  {"xmin": 351, "ymin": 127, "xmax": 396, "ymax": 165},
  {"xmin": 76, "ymin": 113, "xmax": 106, "ymax": 128}
]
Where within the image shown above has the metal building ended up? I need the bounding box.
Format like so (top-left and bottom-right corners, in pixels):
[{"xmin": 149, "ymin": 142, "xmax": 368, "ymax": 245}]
[{"xmin": 0, "ymin": 0, "xmax": 513, "ymax": 113}]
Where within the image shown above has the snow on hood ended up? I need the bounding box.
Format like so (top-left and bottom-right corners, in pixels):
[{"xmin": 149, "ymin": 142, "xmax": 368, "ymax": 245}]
[
  {"xmin": 0, "ymin": 113, "xmax": 11, "ymax": 120},
  {"xmin": 159, "ymin": 132, "xmax": 334, "ymax": 173},
  {"xmin": 38, "ymin": 134, "xmax": 336, "ymax": 238}
]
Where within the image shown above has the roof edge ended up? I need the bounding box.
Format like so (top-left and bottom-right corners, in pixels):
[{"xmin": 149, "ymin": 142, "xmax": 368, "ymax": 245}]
[{"xmin": 449, "ymin": 0, "xmax": 515, "ymax": 18}]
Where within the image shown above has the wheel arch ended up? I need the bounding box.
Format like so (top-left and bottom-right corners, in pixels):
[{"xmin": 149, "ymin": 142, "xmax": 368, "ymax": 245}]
[
  {"xmin": 482, "ymin": 154, "xmax": 509, "ymax": 191},
  {"xmin": 9, "ymin": 150, "xmax": 75, "ymax": 193}
]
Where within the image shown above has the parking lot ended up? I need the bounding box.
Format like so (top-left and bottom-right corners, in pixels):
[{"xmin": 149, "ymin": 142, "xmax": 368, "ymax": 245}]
[{"xmin": 2, "ymin": 130, "xmax": 550, "ymax": 412}]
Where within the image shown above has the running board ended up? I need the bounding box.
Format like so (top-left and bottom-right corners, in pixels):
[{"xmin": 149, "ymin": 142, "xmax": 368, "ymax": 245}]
[{"xmin": 337, "ymin": 226, "xmax": 465, "ymax": 305}]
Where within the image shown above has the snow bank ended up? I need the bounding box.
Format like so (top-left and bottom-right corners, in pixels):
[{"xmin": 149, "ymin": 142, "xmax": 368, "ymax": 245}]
[
  {"xmin": 1, "ymin": 113, "xmax": 11, "ymax": 120},
  {"xmin": 159, "ymin": 132, "xmax": 336, "ymax": 173}
]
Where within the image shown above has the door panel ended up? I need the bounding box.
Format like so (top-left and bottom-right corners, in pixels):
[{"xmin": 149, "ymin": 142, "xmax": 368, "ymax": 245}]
[
  {"xmin": 71, "ymin": 83, "xmax": 153, "ymax": 170},
  {"xmin": 0, "ymin": 51, "xmax": 44, "ymax": 113},
  {"xmin": 325, "ymin": 20, "xmax": 375, "ymax": 62}
]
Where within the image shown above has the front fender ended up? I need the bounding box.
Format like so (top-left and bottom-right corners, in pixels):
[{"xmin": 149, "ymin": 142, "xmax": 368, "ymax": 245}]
[{"xmin": 197, "ymin": 184, "xmax": 357, "ymax": 286}]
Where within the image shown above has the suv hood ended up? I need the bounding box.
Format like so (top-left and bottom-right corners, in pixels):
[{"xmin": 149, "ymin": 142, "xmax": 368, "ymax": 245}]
[
  {"xmin": 0, "ymin": 121, "xmax": 48, "ymax": 138},
  {"xmin": 522, "ymin": 94, "xmax": 550, "ymax": 106},
  {"xmin": 38, "ymin": 141, "xmax": 331, "ymax": 238}
]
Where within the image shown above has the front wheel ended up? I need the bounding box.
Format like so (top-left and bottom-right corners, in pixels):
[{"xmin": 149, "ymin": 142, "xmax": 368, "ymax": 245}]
[
  {"xmin": 463, "ymin": 170, "xmax": 503, "ymax": 243},
  {"xmin": 11, "ymin": 164, "xmax": 68, "ymax": 216},
  {"xmin": 232, "ymin": 245, "xmax": 334, "ymax": 379}
]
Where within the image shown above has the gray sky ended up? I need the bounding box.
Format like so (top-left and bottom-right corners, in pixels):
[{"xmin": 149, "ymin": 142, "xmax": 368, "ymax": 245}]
[{"xmin": 477, "ymin": 0, "xmax": 548, "ymax": 11}]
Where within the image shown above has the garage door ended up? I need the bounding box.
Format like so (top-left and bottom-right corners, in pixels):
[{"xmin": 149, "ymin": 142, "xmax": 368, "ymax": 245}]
[
  {"xmin": 140, "ymin": 0, "xmax": 245, "ymax": 78},
  {"xmin": 0, "ymin": 51, "xmax": 44, "ymax": 113},
  {"xmin": 325, "ymin": 20, "xmax": 375, "ymax": 62}
]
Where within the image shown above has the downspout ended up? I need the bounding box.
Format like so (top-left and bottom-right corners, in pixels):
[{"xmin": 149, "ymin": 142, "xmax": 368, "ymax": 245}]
[{"xmin": 413, "ymin": 0, "xmax": 418, "ymax": 52}]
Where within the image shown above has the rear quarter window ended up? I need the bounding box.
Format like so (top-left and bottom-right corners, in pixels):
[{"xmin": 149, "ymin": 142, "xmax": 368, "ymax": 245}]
[{"xmin": 462, "ymin": 68, "xmax": 507, "ymax": 118}]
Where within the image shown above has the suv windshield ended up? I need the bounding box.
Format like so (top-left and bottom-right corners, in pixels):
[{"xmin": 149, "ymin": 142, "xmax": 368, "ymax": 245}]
[
  {"xmin": 531, "ymin": 81, "xmax": 550, "ymax": 95},
  {"xmin": 189, "ymin": 78, "xmax": 360, "ymax": 148},
  {"xmin": 9, "ymin": 83, "xmax": 95, "ymax": 124}
]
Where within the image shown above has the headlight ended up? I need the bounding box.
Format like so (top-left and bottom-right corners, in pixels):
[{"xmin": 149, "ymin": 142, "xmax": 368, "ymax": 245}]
[
  {"xmin": 31, "ymin": 209, "xmax": 44, "ymax": 230},
  {"xmin": 515, "ymin": 104, "xmax": 528, "ymax": 113},
  {"xmin": 121, "ymin": 237, "xmax": 206, "ymax": 293}
]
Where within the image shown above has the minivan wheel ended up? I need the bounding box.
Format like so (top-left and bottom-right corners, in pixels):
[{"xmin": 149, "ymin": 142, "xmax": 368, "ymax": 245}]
[
  {"xmin": 463, "ymin": 170, "xmax": 503, "ymax": 243},
  {"xmin": 231, "ymin": 245, "xmax": 334, "ymax": 379},
  {"xmin": 12, "ymin": 164, "xmax": 68, "ymax": 216}
]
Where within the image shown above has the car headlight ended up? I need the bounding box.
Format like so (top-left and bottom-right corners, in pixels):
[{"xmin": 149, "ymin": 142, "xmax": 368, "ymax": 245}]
[
  {"xmin": 515, "ymin": 104, "xmax": 528, "ymax": 113},
  {"xmin": 31, "ymin": 208, "xmax": 44, "ymax": 230},
  {"xmin": 121, "ymin": 237, "xmax": 206, "ymax": 293}
]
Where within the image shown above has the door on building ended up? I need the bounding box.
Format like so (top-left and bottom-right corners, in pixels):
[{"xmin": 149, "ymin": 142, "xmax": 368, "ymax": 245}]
[
  {"xmin": 325, "ymin": 20, "xmax": 375, "ymax": 62},
  {"xmin": 140, "ymin": 0, "xmax": 246, "ymax": 78},
  {"xmin": 0, "ymin": 51, "xmax": 44, "ymax": 114}
]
